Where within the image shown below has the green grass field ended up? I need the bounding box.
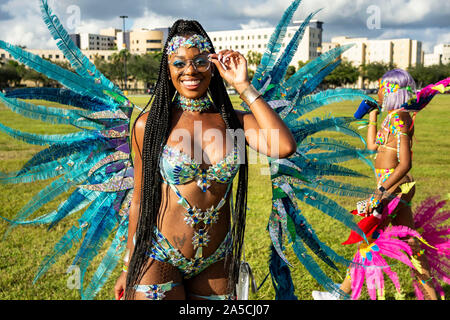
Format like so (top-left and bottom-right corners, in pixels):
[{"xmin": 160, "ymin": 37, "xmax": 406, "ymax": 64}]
[{"xmin": 0, "ymin": 93, "xmax": 449, "ymax": 300}]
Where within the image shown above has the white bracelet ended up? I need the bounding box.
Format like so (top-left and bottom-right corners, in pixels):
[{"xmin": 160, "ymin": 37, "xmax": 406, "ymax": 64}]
[{"xmin": 123, "ymin": 248, "xmax": 130, "ymax": 263}]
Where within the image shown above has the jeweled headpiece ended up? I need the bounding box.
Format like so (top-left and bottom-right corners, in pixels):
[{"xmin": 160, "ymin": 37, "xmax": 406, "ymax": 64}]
[
  {"xmin": 379, "ymin": 79, "xmax": 414, "ymax": 96},
  {"xmin": 166, "ymin": 34, "xmax": 212, "ymax": 56}
]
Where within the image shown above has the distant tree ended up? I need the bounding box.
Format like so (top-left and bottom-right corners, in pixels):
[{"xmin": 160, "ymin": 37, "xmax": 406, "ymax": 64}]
[
  {"xmin": 246, "ymin": 50, "xmax": 262, "ymax": 81},
  {"xmin": 95, "ymin": 51, "xmax": 130, "ymax": 89},
  {"xmin": 128, "ymin": 53, "xmax": 161, "ymax": 86},
  {"xmin": 297, "ymin": 60, "xmax": 308, "ymax": 70},
  {"xmin": 408, "ymin": 63, "xmax": 450, "ymax": 89},
  {"xmin": 0, "ymin": 63, "xmax": 20, "ymax": 88},
  {"xmin": 361, "ymin": 62, "xmax": 394, "ymax": 83},
  {"xmin": 323, "ymin": 61, "xmax": 359, "ymax": 87},
  {"xmin": 285, "ymin": 65, "xmax": 296, "ymax": 80},
  {"xmin": 246, "ymin": 50, "xmax": 262, "ymax": 67}
]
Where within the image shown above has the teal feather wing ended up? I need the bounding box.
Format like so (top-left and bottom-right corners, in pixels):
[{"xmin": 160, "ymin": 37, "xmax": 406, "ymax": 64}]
[
  {"xmin": 5, "ymin": 87, "xmax": 112, "ymax": 112},
  {"xmin": 295, "ymin": 88, "xmax": 370, "ymax": 118},
  {"xmin": 0, "ymin": 1, "xmax": 134, "ymax": 300},
  {"xmin": 253, "ymin": 0, "xmax": 302, "ymax": 87},
  {"xmin": 73, "ymin": 193, "xmax": 119, "ymax": 293},
  {"xmin": 251, "ymin": 1, "xmax": 378, "ymax": 299},
  {"xmin": 81, "ymin": 219, "xmax": 128, "ymax": 300},
  {"xmin": 284, "ymin": 44, "xmax": 354, "ymax": 90},
  {"xmin": 0, "ymin": 40, "xmax": 117, "ymax": 107},
  {"xmin": 33, "ymin": 192, "xmax": 111, "ymax": 283},
  {"xmin": 39, "ymin": 0, "xmax": 122, "ymax": 95},
  {"xmin": 33, "ymin": 224, "xmax": 87, "ymax": 284},
  {"xmin": 0, "ymin": 122, "xmax": 99, "ymax": 146},
  {"xmin": 268, "ymin": 9, "xmax": 322, "ymax": 87},
  {"xmin": 5, "ymin": 189, "xmax": 100, "ymax": 227},
  {"xmin": 0, "ymin": 92, "xmax": 103, "ymax": 130}
]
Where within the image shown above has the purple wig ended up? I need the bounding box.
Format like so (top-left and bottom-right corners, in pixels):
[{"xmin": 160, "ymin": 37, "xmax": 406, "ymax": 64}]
[{"xmin": 381, "ymin": 69, "xmax": 416, "ymax": 111}]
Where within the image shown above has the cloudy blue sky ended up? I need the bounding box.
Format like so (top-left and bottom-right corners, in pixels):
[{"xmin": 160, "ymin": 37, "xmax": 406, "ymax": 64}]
[{"xmin": 0, "ymin": 0, "xmax": 449, "ymax": 53}]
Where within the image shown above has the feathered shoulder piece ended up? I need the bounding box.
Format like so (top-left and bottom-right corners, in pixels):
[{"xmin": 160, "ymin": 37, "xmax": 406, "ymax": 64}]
[
  {"xmin": 401, "ymin": 77, "xmax": 450, "ymax": 111},
  {"xmin": 0, "ymin": 0, "xmax": 134, "ymax": 299},
  {"xmin": 244, "ymin": 0, "xmax": 378, "ymax": 299}
]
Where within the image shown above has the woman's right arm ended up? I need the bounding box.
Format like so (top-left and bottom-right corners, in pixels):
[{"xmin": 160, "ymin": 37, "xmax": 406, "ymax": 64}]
[
  {"xmin": 114, "ymin": 112, "xmax": 147, "ymax": 300},
  {"xmin": 366, "ymin": 109, "xmax": 380, "ymax": 151}
]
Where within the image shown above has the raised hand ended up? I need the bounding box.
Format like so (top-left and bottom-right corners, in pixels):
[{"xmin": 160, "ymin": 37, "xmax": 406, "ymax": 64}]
[{"xmin": 208, "ymin": 50, "xmax": 250, "ymax": 94}]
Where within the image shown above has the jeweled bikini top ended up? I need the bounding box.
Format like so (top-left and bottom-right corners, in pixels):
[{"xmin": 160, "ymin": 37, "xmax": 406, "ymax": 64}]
[
  {"xmin": 160, "ymin": 142, "xmax": 240, "ymax": 192},
  {"xmin": 159, "ymin": 142, "xmax": 241, "ymax": 259}
]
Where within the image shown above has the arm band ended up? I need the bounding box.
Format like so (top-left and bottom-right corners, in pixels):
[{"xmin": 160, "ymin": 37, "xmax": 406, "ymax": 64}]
[{"xmin": 239, "ymin": 84, "xmax": 262, "ymax": 106}]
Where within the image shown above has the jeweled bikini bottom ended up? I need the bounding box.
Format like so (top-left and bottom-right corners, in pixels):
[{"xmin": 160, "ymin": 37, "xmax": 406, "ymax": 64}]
[{"xmin": 147, "ymin": 226, "xmax": 232, "ymax": 279}]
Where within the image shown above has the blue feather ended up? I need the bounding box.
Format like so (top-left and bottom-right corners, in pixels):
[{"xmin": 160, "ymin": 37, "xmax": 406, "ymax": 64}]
[
  {"xmin": 0, "ymin": 151, "xmax": 92, "ymax": 184},
  {"xmin": 294, "ymin": 89, "xmax": 371, "ymax": 118},
  {"xmin": 33, "ymin": 225, "xmax": 86, "ymax": 284},
  {"xmin": 279, "ymin": 156, "xmax": 367, "ymax": 179},
  {"xmin": 73, "ymin": 194, "xmax": 119, "ymax": 292},
  {"xmin": 7, "ymin": 189, "xmax": 100, "ymax": 227},
  {"xmin": 283, "ymin": 197, "xmax": 338, "ymax": 270},
  {"xmin": 291, "ymin": 185, "xmax": 366, "ymax": 241},
  {"xmin": 0, "ymin": 121, "xmax": 100, "ymax": 146},
  {"xmin": 47, "ymin": 189, "xmax": 101, "ymax": 230},
  {"xmin": 284, "ymin": 44, "xmax": 354, "ymax": 90},
  {"xmin": 304, "ymin": 148, "xmax": 373, "ymax": 165},
  {"xmin": 268, "ymin": 9, "xmax": 321, "ymax": 89},
  {"xmin": 269, "ymin": 244, "xmax": 297, "ymax": 300},
  {"xmin": 81, "ymin": 218, "xmax": 128, "ymax": 300},
  {"xmin": 6, "ymin": 153, "xmax": 106, "ymax": 233},
  {"xmin": 288, "ymin": 116, "xmax": 366, "ymax": 145},
  {"xmin": 5, "ymin": 87, "xmax": 111, "ymax": 112},
  {"xmin": 17, "ymin": 138, "xmax": 107, "ymax": 175},
  {"xmin": 296, "ymin": 60, "xmax": 341, "ymax": 99},
  {"xmin": 253, "ymin": 0, "xmax": 302, "ymax": 87},
  {"xmin": 290, "ymin": 235, "xmax": 349, "ymax": 299},
  {"xmin": 0, "ymin": 40, "xmax": 117, "ymax": 107},
  {"xmin": 40, "ymin": 0, "xmax": 121, "ymax": 95},
  {"xmin": 306, "ymin": 178, "xmax": 373, "ymax": 198},
  {"xmin": 32, "ymin": 192, "xmax": 111, "ymax": 283},
  {"xmin": 0, "ymin": 92, "xmax": 103, "ymax": 130}
]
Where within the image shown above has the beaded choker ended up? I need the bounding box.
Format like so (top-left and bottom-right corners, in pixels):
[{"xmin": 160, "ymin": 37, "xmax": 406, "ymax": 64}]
[{"xmin": 175, "ymin": 94, "xmax": 212, "ymax": 112}]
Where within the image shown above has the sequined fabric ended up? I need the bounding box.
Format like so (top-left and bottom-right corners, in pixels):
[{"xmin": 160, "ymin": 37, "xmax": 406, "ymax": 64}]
[
  {"xmin": 166, "ymin": 34, "xmax": 212, "ymax": 56},
  {"xmin": 148, "ymin": 227, "xmax": 232, "ymax": 279},
  {"xmin": 134, "ymin": 281, "xmax": 180, "ymax": 300},
  {"xmin": 160, "ymin": 143, "xmax": 240, "ymax": 191}
]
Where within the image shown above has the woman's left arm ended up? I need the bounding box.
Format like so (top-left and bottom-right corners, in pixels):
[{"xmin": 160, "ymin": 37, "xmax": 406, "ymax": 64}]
[{"xmin": 209, "ymin": 50, "xmax": 297, "ymax": 158}]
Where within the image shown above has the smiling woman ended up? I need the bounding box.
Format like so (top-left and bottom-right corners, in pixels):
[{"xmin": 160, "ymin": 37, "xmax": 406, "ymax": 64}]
[{"xmin": 114, "ymin": 19, "xmax": 297, "ymax": 301}]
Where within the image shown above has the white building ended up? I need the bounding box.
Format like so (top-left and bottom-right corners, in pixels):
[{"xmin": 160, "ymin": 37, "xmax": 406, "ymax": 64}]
[
  {"xmin": 424, "ymin": 43, "xmax": 450, "ymax": 66},
  {"xmin": 328, "ymin": 36, "xmax": 423, "ymax": 70},
  {"xmin": 329, "ymin": 36, "xmax": 367, "ymax": 67},
  {"xmin": 69, "ymin": 33, "xmax": 116, "ymax": 51},
  {"xmin": 0, "ymin": 48, "xmax": 117, "ymax": 64},
  {"xmin": 366, "ymin": 39, "xmax": 393, "ymax": 65},
  {"xmin": 207, "ymin": 20, "xmax": 323, "ymax": 68}
]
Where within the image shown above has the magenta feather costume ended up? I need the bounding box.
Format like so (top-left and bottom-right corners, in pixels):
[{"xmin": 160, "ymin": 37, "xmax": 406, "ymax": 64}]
[
  {"xmin": 412, "ymin": 196, "xmax": 450, "ymax": 299},
  {"xmin": 348, "ymin": 195, "xmax": 449, "ymax": 300}
]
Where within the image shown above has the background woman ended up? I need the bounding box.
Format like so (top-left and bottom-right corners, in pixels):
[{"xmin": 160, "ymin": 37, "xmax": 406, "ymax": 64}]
[{"xmin": 313, "ymin": 69, "xmax": 438, "ymax": 300}]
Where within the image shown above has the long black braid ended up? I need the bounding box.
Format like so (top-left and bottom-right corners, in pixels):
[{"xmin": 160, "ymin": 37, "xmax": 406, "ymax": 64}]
[{"xmin": 125, "ymin": 19, "xmax": 248, "ymax": 299}]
